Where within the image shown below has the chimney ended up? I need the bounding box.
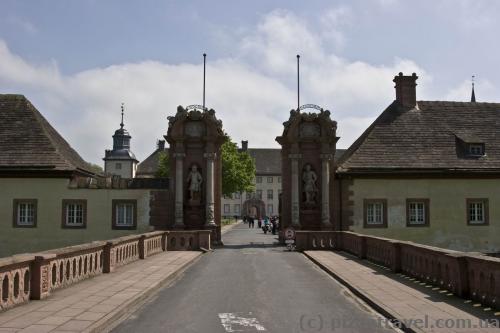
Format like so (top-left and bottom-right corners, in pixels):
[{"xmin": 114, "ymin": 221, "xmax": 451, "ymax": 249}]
[
  {"xmin": 157, "ymin": 139, "xmax": 165, "ymax": 150},
  {"xmin": 393, "ymin": 72, "xmax": 418, "ymax": 108},
  {"xmin": 241, "ymin": 140, "xmax": 248, "ymax": 151}
]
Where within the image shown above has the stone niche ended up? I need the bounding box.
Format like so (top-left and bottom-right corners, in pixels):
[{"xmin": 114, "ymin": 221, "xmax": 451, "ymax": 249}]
[
  {"xmin": 276, "ymin": 107, "xmax": 339, "ymax": 231},
  {"xmin": 165, "ymin": 105, "xmax": 227, "ymax": 244}
]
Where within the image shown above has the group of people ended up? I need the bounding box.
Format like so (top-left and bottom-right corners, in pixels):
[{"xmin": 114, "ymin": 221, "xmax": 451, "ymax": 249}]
[{"xmin": 243, "ymin": 215, "xmax": 279, "ymax": 235}]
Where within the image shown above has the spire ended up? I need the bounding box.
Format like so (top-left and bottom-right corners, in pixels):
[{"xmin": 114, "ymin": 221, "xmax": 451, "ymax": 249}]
[
  {"xmin": 203, "ymin": 53, "xmax": 206, "ymax": 110},
  {"xmin": 297, "ymin": 54, "xmax": 300, "ymax": 111},
  {"xmin": 120, "ymin": 103, "xmax": 125, "ymax": 129},
  {"xmin": 471, "ymin": 75, "xmax": 476, "ymax": 102}
]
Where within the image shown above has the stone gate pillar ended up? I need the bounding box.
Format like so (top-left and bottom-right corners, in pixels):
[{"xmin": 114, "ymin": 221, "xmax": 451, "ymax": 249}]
[
  {"xmin": 173, "ymin": 152, "xmax": 186, "ymax": 227},
  {"xmin": 165, "ymin": 105, "xmax": 226, "ymax": 244},
  {"xmin": 204, "ymin": 152, "xmax": 216, "ymax": 226},
  {"xmin": 276, "ymin": 106, "xmax": 338, "ymax": 231}
]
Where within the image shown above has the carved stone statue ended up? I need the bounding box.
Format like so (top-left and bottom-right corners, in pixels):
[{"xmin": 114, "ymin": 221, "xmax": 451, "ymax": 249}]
[
  {"xmin": 187, "ymin": 165, "xmax": 203, "ymax": 201},
  {"xmin": 302, "ymin": 164, "xmax": 318, "ymax": 205}
]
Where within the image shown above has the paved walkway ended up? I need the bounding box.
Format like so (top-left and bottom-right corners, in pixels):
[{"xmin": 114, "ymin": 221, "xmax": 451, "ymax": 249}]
[
  {"xmin": 113, "ymin": 223, "xmax": 394, "ymax": 333},
  {"xmin": 305, "ymin": 251, "xmax": 500, "ymax": 333},
  {"xmin": 0, "ymin": 251, "xmax": 201, "ymax": 333}
]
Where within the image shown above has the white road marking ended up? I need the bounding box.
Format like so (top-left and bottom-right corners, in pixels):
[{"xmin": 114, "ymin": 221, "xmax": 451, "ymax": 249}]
[{"xmin": 218, "ymin": 312, "xmax": 266, "ymax": 332}]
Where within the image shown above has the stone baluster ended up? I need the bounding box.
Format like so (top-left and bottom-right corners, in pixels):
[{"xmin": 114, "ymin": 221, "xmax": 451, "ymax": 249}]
[
  {"xmin": 289, "ymin": 153, "xmax": 302, "ymax": 227},
  {"xmin": 173, "ymin": 153, "xmax": 185, "ymax": 227},
  {"xmin": 204, "ymin": 152, "xmax": 216, "ymax": 226},
  {"xmin": 320, "ymin": 154, "xmax": 333, "ymax": 228}
]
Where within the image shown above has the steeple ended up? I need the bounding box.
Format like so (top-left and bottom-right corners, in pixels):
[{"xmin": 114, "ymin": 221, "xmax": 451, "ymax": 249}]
[
  {"xmin": 120, "ymin": 102, "xmax": 124, "ymax": 129},
  {"xmin": 103, "ymin": 103, "xmax": 138, "ymax": 178},
  {"xmin": 112, "ymin": 103, "xmax": 131, "ymax": 150},
  {"xmin": 471, "ymin": 75, "xmax": 476, "ymax": 103}
]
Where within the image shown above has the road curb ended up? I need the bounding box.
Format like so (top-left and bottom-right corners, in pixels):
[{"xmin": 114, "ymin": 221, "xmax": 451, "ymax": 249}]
[
  {"xmin": 303, "ymin": 251, "xmax": 416, "ymax": 333},
  {"xmin": 85, "ymin": 252, "xmax": 203, "ymax": 333},
  {"xmin": 221, "ymin": 220, "xmax": 242, "ymax": 235}
]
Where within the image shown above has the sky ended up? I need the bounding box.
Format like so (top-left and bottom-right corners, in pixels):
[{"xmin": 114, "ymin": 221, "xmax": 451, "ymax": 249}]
[{"xmin": 1, "ymin": 0, "xmax": 500, "ymax": 166}]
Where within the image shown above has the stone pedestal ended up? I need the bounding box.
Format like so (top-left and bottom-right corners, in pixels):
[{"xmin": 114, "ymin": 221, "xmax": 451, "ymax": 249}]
[
  {"xmin": 276, "ymin": 106, "xmax": 338, "ymax": 231},
  {"xmin": 165, "ymin": 105, "xmax": 226, "ymax": 244}
]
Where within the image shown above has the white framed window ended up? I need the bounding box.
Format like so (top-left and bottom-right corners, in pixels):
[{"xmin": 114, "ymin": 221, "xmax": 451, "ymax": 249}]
[
  {"xmin": 256, "ymin": 176, "xmax": 262, "ymax": 183},
  {"xmin": 364, "ymin": 199, "xmax": 387, "ymax": 227},
  {"xmin": 112, "ymin": 200, "xmax": 137, "ymax": 229},
  {"xmin": 277, "ymin": 176, "xmax": 281, "ymax": 183},
  {"xmin": 13, "ymin": 199, "xmax": 37, "ymax": 227},
  {"xmin": 407, "ymin": 199, "xmax": 429, "ymax": 226},
  {"xmin": 467, "ymin": 199, "xmax": 488, "ymax": 225},
  {"xmin": 256, "ymin": 190, "xmax": 262, "ymax": 199},
  {"xmin": 234, "ymin": 204, "xmax": 240, "ymax": 214},
  {"xmin": 268, "ymin": 204, "xmax": 273, "ymax": 214},
  {"xmin": 116, "ymin": 163, "xmax": 122, "ymax": 170},
  {"xmin": 224, "ymin": 204, "xmax": 230, "ymax": 214},
  {"xmin": 267, "ymin": 189, "xmax": 273, "ymax": 200},
  {"xmin": 62, "ymin": 200, "xmax": 86, "ymax": 228},
  {"xmin": 267, "ymin": 177, "xmax": 273, "ymax": 183}
]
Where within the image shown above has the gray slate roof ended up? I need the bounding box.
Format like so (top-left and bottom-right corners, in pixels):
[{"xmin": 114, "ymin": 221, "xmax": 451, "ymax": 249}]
[
  {"xmin": 338, "ymin": 101, "xmax": 500, "ymax": 173},
  {"xmin": 0, "ymin": 94, "xmax": 94, "ymax": 175},
  {"xmin": 136, "ymin": 148, "xmax": 168, "ymax": 177}
]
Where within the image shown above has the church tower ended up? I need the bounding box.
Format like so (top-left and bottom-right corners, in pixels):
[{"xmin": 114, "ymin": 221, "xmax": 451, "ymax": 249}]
[{"xmin": 103, "ymin": 104, "xmax": 138, "ymax": 178}]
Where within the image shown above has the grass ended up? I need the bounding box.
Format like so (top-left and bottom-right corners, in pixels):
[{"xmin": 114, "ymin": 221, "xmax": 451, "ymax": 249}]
[{"xmin": 222, "ymin": 218, "xmax": 238, "ymax": 226}]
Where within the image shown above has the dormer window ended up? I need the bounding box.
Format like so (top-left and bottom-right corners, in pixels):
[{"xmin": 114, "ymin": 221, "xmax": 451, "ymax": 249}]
[
  {"xmin": 455, "ymin": 133, "xmax": 485, "ymax": 158},
  {"xmin": 468, "ymin": 144, "xmax": 485, "ymax": 156}
]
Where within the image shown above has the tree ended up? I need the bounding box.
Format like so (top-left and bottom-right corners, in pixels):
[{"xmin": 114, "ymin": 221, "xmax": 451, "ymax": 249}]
[
  {"xmin": 155, "ymin": 151, "xmax": 170, "ymax": 178},
  {"xmin": 221, "ymin": 138, "xmax": 256, "ymax": 196},
  {"xmin": 88, "ymin": 163, "xmax": 103, "ymax": 175}
]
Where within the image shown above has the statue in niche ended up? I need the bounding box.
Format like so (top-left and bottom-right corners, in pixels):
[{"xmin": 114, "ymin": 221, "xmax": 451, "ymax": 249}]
[
  {"xmin": 302, "ymin": 164, "xmax": 318, "ymax": 205},
  {"xmin": 187, "ymin": 164, "xmax": 203, "ymax": 202}
]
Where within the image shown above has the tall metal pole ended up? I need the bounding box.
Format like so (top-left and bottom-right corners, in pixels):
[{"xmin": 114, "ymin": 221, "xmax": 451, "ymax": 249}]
[
  {"xmin": 203, "ymin": 53, "xmax": 206, "ymax": 110},
  {"xmin": 297, "ymin": 54, "xmax": 300, "ymax": 110}
]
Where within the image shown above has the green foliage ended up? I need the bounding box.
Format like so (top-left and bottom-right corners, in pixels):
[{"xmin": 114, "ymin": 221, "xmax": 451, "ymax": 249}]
[
  {"xmin": 155, "ymin": 151, "xmax": 170, "ymax": 178},
  {"xmin": 221, "ymin": 138, "xmax": 256, "ymax": 196},
  {"xmin": 88, "ymin": 163, "xmax": 103, "ymax": 174}
]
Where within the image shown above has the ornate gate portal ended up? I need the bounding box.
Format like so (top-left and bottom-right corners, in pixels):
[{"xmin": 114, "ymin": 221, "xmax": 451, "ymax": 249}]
[
  {"xmin": 165, "ymin": 105, "xmax": 227, "ymax": 244},
  {"xmin": 276, "ymin": 104, "xmax": 339, "ymax": 232}
]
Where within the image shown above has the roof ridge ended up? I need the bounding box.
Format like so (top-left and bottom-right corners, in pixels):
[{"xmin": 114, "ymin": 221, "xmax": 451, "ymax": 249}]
[
  {"xmin": 337, "ymin": 102, "xmax": 398, "ymax": 167},
  {"xmin": 24, "ymin": 97, "xmax": 94, "ymax": 174}
]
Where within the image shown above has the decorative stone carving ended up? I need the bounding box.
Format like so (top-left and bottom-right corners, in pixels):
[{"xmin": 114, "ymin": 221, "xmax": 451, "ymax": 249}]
[
  {"xmin": 185, "ymin": 121, "xmax": 206, "ymax": 137},
  {"xmin": 186, "ymin": 164, "xmax": 203, "ymax": 202},
  {"xmin": 302, "ymin": 164, "xmax": 318, "ymax": 205},
  {"xmin": 41, "ymin": 265, "xmax": 49, "ymax": 293},
  {"xmin": 299, "ymin": 122, "xmax": 320, "ymax": 138},
  {"xmin": 167, "ymin": 105, "xmax": 224, "ymax": 137}
]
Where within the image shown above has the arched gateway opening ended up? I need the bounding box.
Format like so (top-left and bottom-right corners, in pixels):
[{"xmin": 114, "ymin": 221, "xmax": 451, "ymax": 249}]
[
  {"xmin": 242, "ymin": 198, "xmax": 266, "ymax": 219},
  {"xmin": 154, "ymin": 102, "xmax": 339, "ymax": 247}
]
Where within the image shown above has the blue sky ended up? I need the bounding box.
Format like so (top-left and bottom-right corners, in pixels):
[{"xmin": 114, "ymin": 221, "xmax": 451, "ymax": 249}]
[{"xmin": 1, "ymin": 0, "xmax": 499, "ymax": 165}]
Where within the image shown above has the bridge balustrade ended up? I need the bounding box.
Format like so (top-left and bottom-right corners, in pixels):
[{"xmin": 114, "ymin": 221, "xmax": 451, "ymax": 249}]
[
  {"xmin": 295, "ymin": 230, "xmax": 500, "ymax": 309},
  {"xmin": 0, "ymin": 229, "xmax": 210, "ymax": 312}
]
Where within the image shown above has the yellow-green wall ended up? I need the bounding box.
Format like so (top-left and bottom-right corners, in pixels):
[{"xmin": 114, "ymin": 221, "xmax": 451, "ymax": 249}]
[
  {"xmin": 348, "ymin": 178, "xmax": 500, "ymax": 253},
  {"xmin": 0, "ymin": 178, "xmax": 153, "ymax": 257}
]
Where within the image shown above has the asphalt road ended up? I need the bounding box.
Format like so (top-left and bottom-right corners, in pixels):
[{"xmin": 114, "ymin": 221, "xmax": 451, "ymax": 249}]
[{"xmin": 113, "ymin": 223, "xmax": 395, "ymax": 333}]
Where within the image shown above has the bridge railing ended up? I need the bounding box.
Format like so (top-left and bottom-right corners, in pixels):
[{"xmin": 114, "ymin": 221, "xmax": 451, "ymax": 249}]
[
  {"xmin": 0, "ymin": 229, "xmax": 210, "ymax": 312},
  {"xmin": 167, "ymin": 230, "xmax": 212, "ymax": 251},
  {"xmin": 295, "ymin": 230, "xmax": 500, "ymax": 309},
  {"xmin": 0, "ymin": 255, "xmax": 33, "ymax": 311}
]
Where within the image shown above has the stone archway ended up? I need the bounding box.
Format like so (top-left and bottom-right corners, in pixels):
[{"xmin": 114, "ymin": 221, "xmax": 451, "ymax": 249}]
[{"xmin": 242, "ymin": 198, "xmax": 266, "ymax": 219}]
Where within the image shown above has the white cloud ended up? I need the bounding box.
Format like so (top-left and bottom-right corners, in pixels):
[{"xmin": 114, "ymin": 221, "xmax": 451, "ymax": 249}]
[{"xmin": 0, "ymin": 8, "xmax": 432, "ymax": 165}]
